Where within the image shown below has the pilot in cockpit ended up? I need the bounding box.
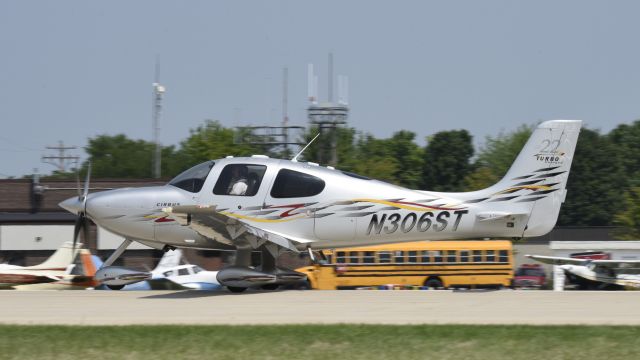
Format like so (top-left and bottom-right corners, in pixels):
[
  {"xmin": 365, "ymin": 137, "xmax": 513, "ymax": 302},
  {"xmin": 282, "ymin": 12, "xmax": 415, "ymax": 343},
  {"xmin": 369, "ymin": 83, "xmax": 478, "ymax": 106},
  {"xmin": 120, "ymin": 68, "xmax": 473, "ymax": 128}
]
[{"xmin": 227, "ymin": 165, "xmax": 249, "ymax": 195}]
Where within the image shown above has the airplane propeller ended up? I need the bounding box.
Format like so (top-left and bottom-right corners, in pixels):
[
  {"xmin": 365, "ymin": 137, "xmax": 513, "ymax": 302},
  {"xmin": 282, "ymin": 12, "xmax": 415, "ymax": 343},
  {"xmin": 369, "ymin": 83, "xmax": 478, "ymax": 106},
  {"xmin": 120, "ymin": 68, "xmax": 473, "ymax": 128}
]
[{"xmin": 71, "ymin": 163, "xmax": 92, "ymax": 253}]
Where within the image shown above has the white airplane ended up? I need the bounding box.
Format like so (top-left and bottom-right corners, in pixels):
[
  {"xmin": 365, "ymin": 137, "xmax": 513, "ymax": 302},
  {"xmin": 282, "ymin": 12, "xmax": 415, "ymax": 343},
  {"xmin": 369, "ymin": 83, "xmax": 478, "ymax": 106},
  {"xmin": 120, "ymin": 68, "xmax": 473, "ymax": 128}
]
[
  {"xmin": 60, "ymin": 120, "xmax": 582, "ymax": 292},
  {"xmin": 109, "ymin": 249, "xmax": 221, "ymax": 290},
  {"xmin": 526, "ymin": 254, "xmax": 640, "ymax": 289},
  {"xmin": 0, "ymin": 242, "xmax": 98, "ymax": 290}
]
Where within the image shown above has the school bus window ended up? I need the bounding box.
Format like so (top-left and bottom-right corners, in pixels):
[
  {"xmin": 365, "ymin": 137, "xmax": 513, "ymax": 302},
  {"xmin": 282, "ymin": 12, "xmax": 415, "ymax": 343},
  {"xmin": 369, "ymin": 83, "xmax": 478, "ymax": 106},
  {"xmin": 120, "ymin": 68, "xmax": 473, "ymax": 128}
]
[
  {"xmin": 363, "ymin": 251, "xmax": 375, "ymax": 264},
  {"xmin": 336, "ymin": 251, "xmax": 346, "ymax": 264},
  {"xmin": 347, "ymin": 252, "xmax": 360, "ymax": 264},
  {"xmin": 432, "ymin": 251, "xmax": 443, "ymax": 263},
  {"xmin": 420, "ymin": 250, "xmax": 431, "ymax": 263},
  {"xmin": 473, "ymin": 250, "xmax": 482, "ymax": 262},
  {"xmin": 446, "ymin": 250, "xmax": 457, "ymax": 263},
  {"xmin": 407, "ymin": 251, "xmax": 418, "ymax": 263},
  {"xmin": 499, "ymin": 250, "xmax": 509, "ymax": 263},
  {"xmin": 486, "ymin": 250, "xmax": 495, "ymax": 262},
  {"xmin": 460, "ymin": 250, "xmax": 470, "ymax": 263},
  {"xmin": 379, "ymin": 251, "xmax": 392, "ymax": 263},
  {"xmin": 326, "ymin": 255, "xmax": 333, "ymax": 264},
  {"xmin": 394, "ymin": 251, "xmax": 405, "ymax": 263}
]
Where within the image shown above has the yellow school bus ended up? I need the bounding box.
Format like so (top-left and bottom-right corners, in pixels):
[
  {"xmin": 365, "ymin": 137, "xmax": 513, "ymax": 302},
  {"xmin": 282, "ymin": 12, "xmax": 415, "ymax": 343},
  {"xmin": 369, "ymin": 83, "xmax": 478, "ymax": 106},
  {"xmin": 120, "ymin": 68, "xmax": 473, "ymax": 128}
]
[{"xmin": 296, "ymin": 240, "xmax": 513, "ymax": 290}]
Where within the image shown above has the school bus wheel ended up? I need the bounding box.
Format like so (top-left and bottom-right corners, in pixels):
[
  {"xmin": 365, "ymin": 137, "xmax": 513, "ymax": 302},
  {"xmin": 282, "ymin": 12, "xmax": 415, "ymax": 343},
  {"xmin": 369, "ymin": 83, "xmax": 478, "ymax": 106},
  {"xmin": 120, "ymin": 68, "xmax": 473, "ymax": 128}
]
[{"xmin": 424, "ymin": 277, "xmax": 443, "ymax": 289}]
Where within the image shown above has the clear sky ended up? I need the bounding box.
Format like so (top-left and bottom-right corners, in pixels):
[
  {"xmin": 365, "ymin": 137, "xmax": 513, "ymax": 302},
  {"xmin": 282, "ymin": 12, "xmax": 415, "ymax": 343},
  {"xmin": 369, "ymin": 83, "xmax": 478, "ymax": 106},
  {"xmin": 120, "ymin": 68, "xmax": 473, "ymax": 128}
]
[{"xmin": 1, "ymin": 1, "xmax": 640, "ymax": 177}]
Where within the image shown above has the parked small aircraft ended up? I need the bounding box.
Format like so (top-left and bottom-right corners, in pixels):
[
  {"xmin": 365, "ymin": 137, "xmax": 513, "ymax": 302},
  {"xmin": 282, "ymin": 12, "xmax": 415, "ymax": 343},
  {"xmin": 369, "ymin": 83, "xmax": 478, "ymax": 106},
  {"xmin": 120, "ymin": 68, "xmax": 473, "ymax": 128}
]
[
  {"xmin": 0, "ymin": 242, "xmax": 98, "ymax": 290},
  {"xmin": 526, "ymin": 254, "xmax": 640, "ymax": 289},
  {"xmin": 60, "ymin": 120, "xmax": 582, "ymax": 292},
  {"xmin": 103, "ymin": 249, "xmax": 221, "ymax": 290}
]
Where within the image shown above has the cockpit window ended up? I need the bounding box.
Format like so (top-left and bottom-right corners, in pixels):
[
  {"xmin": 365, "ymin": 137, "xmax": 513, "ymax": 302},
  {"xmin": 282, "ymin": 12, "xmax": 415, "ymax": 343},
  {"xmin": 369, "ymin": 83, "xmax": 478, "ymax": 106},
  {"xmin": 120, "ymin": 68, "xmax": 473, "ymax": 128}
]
[
  {"xmin": 213, "ymin": 164, "xmax": 267, "ymax": 196},
  {"xmin": 169, "ymin": 161, "xmax": 215, "ymax": 193},
  {"xmin": 270, "ymin": 169, "xmax": 325, "ymax": 198}
]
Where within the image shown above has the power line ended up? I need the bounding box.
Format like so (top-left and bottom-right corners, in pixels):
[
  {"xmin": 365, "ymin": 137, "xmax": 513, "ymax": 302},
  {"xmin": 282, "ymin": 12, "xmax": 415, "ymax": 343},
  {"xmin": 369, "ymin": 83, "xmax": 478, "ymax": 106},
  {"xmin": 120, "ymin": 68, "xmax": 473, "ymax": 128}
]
[{"xmin": 41, "ymin": 141, "xmax": 80, "ymax": 173}]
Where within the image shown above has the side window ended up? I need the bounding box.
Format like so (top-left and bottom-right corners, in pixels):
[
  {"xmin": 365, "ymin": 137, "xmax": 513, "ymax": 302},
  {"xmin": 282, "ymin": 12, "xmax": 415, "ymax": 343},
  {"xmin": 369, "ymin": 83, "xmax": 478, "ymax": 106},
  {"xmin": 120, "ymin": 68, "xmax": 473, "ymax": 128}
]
[
  {"xmin": 446, "ymin": 250, "xmax": 457, "ymax": 263},
  {"xmin": 213, "ymin": 164, "xmax": 266, "ymax": 196},
  {"xmin": 378, "ymin": 251, "xmax": 392, "ymax": 264},
  {"xmin": 460, "ymin": 250, "xmax": 470, "ymax": 263},
  {"xmin": 169, "ymin": 161, "xmax": 215, "ymax": 193},
  {"xmin": 486, "ymin": 250, "xmax": 495, "ymax": 262},
  {"xmin": 270, "ymin": 169, "xmax": 325, "ymax": 198},
  {"xmin": 347, "ymin": 252, "xmax": 360, "ymax": 264},
  {"xmin": 432, "ymin": 251, "xmax": 443, "ymax": 263},
  {"xmin": 394, "ymin": 251, "xmax": 405, "ymax": 264},
  {"xmin": 499, "ymin": 250, "xmax": 509, "ymax": 263},
  {"xmin": 363, "ymin": 251, "xmax": 375, "ymax": 264},
  {"xmin": 407, "ymin": 251, "xmax": 418, "ymax": 263},
  {"xmin": 336, "ymin": 251, "xmax": 346, "ymax": 264},
  {"xmin": 473, "ymin": 250, "xmax": 482, "ymax": 263},
  {"xmin": 420, "ymin": 250, "xmax": 431, "ymax": 263}
]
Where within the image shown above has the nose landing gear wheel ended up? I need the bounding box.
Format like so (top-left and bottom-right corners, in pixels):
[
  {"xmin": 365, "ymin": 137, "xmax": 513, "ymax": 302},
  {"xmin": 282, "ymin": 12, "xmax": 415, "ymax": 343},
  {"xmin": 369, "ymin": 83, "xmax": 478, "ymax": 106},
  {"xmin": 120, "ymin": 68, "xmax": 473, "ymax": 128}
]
[{"xmin": 227, "ymin": 286, "xmax": 248, "ymax": 293}]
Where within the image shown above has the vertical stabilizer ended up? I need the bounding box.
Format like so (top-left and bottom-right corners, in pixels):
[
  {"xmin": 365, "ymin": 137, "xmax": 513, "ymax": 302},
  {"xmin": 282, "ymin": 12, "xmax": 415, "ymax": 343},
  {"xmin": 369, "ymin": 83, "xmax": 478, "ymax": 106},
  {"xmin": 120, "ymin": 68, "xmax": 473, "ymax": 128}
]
[
  {"xmin": 27, "ymin": 241, "xmax": 80, "ymax": 270},
  {"xmin": 153, "ymin": 249, "xmax": 183, "ymax": 271},
  {"xmin": 475, "ymin": 120, "xmax": 582, "ymax": 237}
]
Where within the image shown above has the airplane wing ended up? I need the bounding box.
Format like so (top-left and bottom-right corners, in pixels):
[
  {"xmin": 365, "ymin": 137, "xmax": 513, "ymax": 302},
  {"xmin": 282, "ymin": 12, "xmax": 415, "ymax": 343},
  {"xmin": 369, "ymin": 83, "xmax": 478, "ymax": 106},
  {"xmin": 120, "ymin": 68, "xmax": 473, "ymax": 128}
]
[
  {"xmin": 590, "ymin": 260, "xmax": 640, "ymax": 274},
  {"xmin": 525, "ymin": 255, "xmax": 588, "ymax": 265},
  {"xmin": 527, "ymin": 255, "xmax": 640, "ymax": 274},
  {"xmin": 162, "ymin": 205, "xmax": 302, "ymax": 253}
]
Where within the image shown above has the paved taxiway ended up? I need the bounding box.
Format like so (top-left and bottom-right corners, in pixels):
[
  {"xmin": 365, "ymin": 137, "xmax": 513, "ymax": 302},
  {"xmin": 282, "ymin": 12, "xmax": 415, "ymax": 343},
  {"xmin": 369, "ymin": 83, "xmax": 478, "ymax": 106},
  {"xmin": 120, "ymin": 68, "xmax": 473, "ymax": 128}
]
[{"xmin": 1, "ymin": 290, "xmax": 639, "ymax": 325}]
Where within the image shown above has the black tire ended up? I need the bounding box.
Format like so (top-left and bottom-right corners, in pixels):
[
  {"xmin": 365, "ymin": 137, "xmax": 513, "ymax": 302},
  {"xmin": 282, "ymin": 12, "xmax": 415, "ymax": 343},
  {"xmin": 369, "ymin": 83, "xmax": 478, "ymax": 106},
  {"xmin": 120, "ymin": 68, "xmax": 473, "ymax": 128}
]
[
  {"xmin": 227, "ymin": 286, "xmax": 248, "ymax": 293},
  {"xmin": 260, "ymin": 284, "xmax": 280, "ymax": 290},
  {"xmin": 297, "ymin": 281, "xmax": 312, "ymax": 290},
  {"xmin": 107, "ymin": 284, "xmax": 125, "ymax": 291},
  {"xmin": 424, "ymin": 277, "xmax": 443, "ymax": 289}
]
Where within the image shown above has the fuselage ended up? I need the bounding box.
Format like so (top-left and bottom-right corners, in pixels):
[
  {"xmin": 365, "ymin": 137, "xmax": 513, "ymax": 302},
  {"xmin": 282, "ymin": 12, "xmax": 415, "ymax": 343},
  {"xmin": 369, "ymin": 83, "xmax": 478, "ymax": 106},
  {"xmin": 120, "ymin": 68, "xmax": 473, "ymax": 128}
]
[{"xmin": 61, "ymin": 156, "xmax": 540, "ymax": 251}]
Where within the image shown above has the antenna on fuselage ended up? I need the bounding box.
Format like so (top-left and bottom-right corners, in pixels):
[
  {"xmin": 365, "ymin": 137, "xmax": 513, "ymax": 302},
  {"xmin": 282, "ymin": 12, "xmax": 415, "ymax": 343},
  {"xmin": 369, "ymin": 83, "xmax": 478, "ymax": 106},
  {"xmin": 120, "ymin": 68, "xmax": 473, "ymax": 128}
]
[{"xmin": 291, "ymin": 133, "xmax": 320, "ymax": 162}]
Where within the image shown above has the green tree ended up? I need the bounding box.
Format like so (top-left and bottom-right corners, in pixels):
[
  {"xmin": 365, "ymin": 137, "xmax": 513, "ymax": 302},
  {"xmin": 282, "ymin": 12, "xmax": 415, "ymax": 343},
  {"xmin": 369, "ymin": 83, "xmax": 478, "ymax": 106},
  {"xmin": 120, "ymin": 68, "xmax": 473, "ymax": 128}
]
[
  {"xmin": 614, "ymin": 187, "xmax": 640, "ymax": 239},
  {"xmin": 351, "ymin": 134, "xmax": 399, "ymax": 184},
  {"xmin": 463, "ymin": 125, "xmax": 532, "ymax": 190},
  {"xmin": 558, "ymin": 128, "xmax": 626, "ymax": 226},
  {"xmin": 175, "ymin": 120, "xmax": 259, "ymax": 171},
  {"xmin": 84, "ymin": 134, "xmax": 179, "ymax": 178},
  {"xmin": 387, "ymin": 131, "xmax": 424, "ymax": 189},
  {"xmin": 609, "ymin": 120, "xmax": 640, "ymax": 187},
  {"xmin": 422, "ymin": 129, "xmax": 474, "ymax": 192}
]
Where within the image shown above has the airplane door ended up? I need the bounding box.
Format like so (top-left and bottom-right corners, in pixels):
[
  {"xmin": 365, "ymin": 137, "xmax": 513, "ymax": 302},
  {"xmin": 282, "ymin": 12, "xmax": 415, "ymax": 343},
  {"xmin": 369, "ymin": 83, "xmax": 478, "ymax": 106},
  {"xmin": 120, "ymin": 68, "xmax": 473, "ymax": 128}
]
[{"xmin": 263, "ymin": 165, "xmax": 355, "ymax": 242}]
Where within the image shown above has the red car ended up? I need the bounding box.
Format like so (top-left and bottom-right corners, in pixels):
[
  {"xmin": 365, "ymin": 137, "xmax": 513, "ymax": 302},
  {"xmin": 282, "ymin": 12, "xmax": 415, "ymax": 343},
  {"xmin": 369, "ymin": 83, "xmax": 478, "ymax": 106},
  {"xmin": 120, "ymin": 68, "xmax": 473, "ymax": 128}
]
[{"xmin": 513, "ymin": 264, "xmax": 546, "ymax": 289}]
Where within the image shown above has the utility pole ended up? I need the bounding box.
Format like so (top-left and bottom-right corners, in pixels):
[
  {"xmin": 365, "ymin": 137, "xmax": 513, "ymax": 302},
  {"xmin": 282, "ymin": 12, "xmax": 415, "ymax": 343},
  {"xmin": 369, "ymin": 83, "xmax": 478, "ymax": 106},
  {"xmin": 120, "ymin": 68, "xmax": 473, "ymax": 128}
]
[
  {"xmin": 41, "ymin": 141, "xmax": 80, "ymax": 173},
  {"xmin": 152, "ymin": 58, "xmax": 165, "ymax": 178}
]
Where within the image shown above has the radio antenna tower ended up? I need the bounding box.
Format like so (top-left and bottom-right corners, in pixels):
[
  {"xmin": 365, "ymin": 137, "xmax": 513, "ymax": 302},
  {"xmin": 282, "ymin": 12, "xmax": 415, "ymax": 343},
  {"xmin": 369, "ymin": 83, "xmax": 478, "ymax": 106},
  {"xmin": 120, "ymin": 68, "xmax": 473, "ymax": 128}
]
[
  {"xmin": 151, "ymin": 57, "xmax": 166, "ymax": 178},
  {"xmin": 307, "ymin": 52, "xmax": 349, "ymax": 166}
]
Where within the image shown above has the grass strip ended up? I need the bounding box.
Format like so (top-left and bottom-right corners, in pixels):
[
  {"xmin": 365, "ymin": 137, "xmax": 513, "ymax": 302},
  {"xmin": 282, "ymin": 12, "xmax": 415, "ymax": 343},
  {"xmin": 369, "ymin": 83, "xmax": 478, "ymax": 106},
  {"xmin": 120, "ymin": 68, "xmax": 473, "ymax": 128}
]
[{"xmin": 0, "ymin": 324, "xmax": 639, "ymax": 360}]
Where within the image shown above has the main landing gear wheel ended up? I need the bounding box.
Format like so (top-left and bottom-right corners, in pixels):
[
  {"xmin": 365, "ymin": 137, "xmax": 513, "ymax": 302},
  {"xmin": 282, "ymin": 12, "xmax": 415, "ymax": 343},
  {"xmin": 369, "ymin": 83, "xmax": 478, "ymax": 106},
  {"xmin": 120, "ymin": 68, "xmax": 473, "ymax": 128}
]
[
  {"xmin": 227, "ymin": 286, "xmax": 248, "ymax": 293},
  {"xmin": 107, "ymin": 284, "xmax": 125, "ymax": 290},
  {"xmin": 260, "ymin": 284, "xmax": 280, "ymax": 290}
]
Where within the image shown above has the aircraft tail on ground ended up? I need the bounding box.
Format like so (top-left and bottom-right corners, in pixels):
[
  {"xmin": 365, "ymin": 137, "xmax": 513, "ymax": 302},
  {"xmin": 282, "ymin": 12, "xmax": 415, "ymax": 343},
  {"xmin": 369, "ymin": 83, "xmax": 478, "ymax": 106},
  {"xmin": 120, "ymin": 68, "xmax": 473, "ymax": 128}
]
[
  {"xmin": 446, "ymin": 120, "xmax": 582, "ymax": 237},
  {"xmin": 27, "ymin": 241, "xmax": 80, "ymax": 270},
  {"xmin": 153, "ymin": 249, "xmax": 183, "ymax": 271}
]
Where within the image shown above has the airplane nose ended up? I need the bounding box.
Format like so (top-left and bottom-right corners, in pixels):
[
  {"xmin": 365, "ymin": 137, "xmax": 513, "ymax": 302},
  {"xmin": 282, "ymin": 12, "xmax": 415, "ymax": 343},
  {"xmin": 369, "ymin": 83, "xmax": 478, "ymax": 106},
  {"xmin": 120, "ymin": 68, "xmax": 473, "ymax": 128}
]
[{"xmin": 59, "ymin": 197, "xmax": 82, "ymax": 214}]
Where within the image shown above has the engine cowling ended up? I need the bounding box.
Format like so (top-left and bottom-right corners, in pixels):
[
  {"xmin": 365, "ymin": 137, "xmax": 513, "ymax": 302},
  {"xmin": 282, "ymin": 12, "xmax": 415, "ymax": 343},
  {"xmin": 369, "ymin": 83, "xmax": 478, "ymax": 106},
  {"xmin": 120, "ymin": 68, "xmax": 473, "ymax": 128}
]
[
  {"xmin": 216, "ymin": 266, "xmax": 307, "ymax": 288},
  {"xmin": 95, "ymin": 266, "xmax": 151, "ymax": 286}
]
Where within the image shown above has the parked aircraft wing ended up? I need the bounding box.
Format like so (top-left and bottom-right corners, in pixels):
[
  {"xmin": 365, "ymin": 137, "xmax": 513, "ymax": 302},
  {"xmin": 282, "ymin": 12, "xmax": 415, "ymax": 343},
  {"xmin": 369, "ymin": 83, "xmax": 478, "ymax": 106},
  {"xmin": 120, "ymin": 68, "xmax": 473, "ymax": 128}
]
[
  {"xmin": 525, "ymin": 255, "xmax": 587, "ymax": 265},
  {"xmin": 527, "ymin": 255, "xmax": 640, "ymax": 273},
  {"xmin": 589, "ymin": 260, "xmax": 640, "ymax": 273},
  {"xmin": 162, "ymin": 205, "xmax": 302, "ymax": 252}
]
